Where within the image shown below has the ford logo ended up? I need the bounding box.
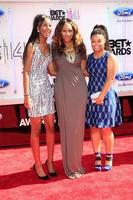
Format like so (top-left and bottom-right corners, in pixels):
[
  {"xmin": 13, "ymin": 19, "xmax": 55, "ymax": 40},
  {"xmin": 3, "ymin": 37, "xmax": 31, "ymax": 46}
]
[
  {"xmin": 113, "ymin": 8, "xmax": 133, "ymax": 16},
  {"xmin": 0, "ymin": 8, "xmax": 5, "ymax": 16},
  {"xmin": 115, "ymin": 72, "xmax": 133, "ymax": 81},
  {"xmin": 0, "ymin": 80, "xmax": 9, "ymax": 88}
]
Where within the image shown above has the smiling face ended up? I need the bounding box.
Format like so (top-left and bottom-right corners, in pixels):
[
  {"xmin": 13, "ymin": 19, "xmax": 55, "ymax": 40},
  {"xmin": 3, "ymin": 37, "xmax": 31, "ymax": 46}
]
[
  {"xmin": 38, "ymin": 17, "xmax": 52, "ymax": 39},
  {"xmin": 61, "ymin": 22, "xmax": 74, "ymax": 44},
  {"xmin": 91, "ymin": 34, "xmax": 106, "ymax": 53}
]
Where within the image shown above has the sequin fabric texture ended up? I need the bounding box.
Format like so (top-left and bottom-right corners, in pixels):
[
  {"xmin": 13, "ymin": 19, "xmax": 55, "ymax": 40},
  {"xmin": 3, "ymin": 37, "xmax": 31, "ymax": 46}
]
[{"xmin": 28, "ymin": 43, "xmax": 55, "ymax": 117}]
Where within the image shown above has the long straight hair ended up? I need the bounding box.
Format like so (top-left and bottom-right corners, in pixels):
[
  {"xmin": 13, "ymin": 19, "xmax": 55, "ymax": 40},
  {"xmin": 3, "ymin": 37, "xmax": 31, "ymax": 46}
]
[{"xmin": 23, "ymin": 14, "xmax": 50, "ymax": 64}]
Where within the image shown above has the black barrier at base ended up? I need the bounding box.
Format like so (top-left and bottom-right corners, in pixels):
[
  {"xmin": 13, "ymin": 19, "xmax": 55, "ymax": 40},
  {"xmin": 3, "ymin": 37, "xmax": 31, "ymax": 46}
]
[
  {"xmin": 119, "ymin": 96, "xmax": 133, "ymax": 123},
  {"xmin": 0, "ymin": 98, "xmax": 133, "ymax": 147},
  {"xmin": 0, "ymin": 104, "xmax": 59, "ymax": 133}
]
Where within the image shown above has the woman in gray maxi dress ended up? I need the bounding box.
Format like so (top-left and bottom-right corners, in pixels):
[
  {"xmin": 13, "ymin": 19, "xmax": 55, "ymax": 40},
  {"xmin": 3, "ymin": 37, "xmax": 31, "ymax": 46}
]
[{"xmin": 52, "ymin": 18, "xmax": 88, "ymax": 179}]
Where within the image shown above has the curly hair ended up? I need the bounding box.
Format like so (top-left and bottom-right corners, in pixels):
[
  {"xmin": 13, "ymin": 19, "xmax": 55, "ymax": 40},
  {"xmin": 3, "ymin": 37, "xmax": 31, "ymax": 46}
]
[{"xmin": 52, "ymin": 18, "xmax": 86, "ymax": 57}]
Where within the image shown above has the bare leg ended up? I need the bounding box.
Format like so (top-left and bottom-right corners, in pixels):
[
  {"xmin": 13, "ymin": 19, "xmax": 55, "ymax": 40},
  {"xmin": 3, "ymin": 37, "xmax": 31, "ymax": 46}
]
[
  {"xmin": 90, "ymin": 127, "xmax": 102, "ymax": 170},
  {"xmin": 90, "ymin": 127, "xmax": 102, "ymax": 153},
  {"xmin": 101, "ymin": 128, "xmax": 114, "ymax": 154},
  {"xmin": 101, "ymin": 128, "xmax": 114, "ymax": 170},
  {"xmin": 30, "ymin": 117, "xmax": 47, "ymax": 176},
  {"xmin": 44, "ymin": 114, "xmax": 56, "ymax": 172}
]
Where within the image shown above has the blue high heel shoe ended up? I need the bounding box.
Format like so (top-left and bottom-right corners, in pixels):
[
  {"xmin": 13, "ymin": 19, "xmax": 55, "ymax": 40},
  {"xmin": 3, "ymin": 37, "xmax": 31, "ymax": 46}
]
[
  {"xmin": 104, "ymin": 153, "xmax": 113, "ymax": 171},
  {"xmin": 94, "ymin": 152, "xmax": 102, "ymax": 171}
]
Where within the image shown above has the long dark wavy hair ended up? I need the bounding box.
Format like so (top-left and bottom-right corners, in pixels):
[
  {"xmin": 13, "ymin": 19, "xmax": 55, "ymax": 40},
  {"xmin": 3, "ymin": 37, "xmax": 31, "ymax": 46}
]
[
  {"xmin": 90, "ymin": 24, "xmax": 112, "ymax": 51},
  {"xmin": 52, "ymin": 18, "xmax": 86, "ymax": 57},
  {"xmin": 23, "ymin": 14, "xmax": 50, "ymax": 64}
]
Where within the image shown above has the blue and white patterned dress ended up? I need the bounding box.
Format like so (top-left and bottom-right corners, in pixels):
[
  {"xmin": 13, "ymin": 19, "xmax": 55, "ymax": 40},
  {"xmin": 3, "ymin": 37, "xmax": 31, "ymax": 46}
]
[
  {"xmin": 28, "ymin": 43, "xmax": 55, "ymax": 117},
  {"xmin": 86, "ymin": 51, "xmax": 122, "ymax": 128}
]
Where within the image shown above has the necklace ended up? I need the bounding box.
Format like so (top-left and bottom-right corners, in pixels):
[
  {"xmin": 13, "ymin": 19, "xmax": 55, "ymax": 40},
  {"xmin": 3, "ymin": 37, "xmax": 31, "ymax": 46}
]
[
  {"xmin": 64, "ymin": 48, "xmax": 76, "ymax": 63},
  {"xmin": 64, "ymin": 48, "xmax": 74, "ymax": 53}
]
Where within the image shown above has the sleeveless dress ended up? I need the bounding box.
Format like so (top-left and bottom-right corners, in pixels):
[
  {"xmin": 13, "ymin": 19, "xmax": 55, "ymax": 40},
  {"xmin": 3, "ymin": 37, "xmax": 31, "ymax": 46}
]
[
  {"xmin": 86, "ymin": 51, "xmax": 122, "ymax": 128},
  {"xmin": 53, "ymin": 52, "xmax": 87, "ymax": 177},
  {"xmin": 28, "ymin": 43, "xmax": 55, "ymax": 117}
]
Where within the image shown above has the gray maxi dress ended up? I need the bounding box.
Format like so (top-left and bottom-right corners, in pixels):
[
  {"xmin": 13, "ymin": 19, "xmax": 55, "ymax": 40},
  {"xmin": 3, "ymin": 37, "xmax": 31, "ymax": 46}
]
[{"xmin": 53, "ymin": 52, "xmax": 87, "ymax": 177}]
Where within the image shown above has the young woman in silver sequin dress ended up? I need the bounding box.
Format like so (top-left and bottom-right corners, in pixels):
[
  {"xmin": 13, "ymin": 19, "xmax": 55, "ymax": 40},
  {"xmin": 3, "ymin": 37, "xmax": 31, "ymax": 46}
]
[{"xmin": 23, "ymin": 15, "xmax": 57, "ymax": 179}]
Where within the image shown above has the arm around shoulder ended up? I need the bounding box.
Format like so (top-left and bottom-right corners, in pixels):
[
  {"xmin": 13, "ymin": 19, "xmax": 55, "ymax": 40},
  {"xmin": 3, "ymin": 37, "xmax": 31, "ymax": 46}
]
[
  {"xmin": 48, "ymin": 62, "xmax": 57, "ymax": 76},
  {"xmin": 81, "ymin": 59, "xmax": 89, "ymax": 77}
]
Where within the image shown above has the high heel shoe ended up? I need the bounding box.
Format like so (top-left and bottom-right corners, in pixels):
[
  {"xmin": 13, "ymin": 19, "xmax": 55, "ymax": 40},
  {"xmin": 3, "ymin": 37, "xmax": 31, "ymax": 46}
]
[
  {"xmin": 104, "ymin": 153, "xmax": 113, "ymax": 171},
  {"xmin": 94, "ymin": 152, "xmax": 102, "ymax": 171},
  {"xmin": 68, "ymin": 173, "xmax": 77, "ymax": 179},
  {"xmin": 33, "ymin": 164, "xmax": 49, "ymax": 180},
  {"xmin": 68, "ymin": 172, "xmax": 82, "ymax": 179},
  {"xmin": 45, "ymin": 160, "xmax": 57, "ymax": 177}
]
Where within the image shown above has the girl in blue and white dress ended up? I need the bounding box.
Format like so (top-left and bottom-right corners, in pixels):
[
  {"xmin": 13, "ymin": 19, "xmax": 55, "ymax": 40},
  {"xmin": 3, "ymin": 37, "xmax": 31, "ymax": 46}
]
[
  {"xmin": 23, "ymin": 15, "xmax": 57, "ymax": 179},
  {"xmin": 86, "ymin": 25, "xmax": 122, "ymax": 171}
]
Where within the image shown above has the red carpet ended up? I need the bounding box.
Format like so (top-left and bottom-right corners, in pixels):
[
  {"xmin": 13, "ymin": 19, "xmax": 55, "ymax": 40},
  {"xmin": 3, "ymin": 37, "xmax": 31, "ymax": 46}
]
[{"xmin": 0, "ymin": 135, "xmax": 133, "ymax": 200}]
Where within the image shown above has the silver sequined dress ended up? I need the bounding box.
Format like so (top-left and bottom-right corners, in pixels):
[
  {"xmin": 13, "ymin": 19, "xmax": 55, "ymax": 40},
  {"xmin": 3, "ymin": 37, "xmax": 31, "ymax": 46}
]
[{"xmin": 28, "ymin": 43, "xmax": 55, "ymax": 117}]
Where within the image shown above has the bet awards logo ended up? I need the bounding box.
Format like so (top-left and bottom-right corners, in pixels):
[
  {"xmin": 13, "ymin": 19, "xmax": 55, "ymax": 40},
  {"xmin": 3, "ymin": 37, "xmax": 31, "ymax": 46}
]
[
  {"xmin": 50, "ymin": 8, "xmax": 80, "ymax": 20},
  {"xmin": 109, "ymin": 39, "xmax": 132, "ymax": 55},
  {"xmin": 50, "ymin": 10, "xmax": 65, "ymax": 20}
]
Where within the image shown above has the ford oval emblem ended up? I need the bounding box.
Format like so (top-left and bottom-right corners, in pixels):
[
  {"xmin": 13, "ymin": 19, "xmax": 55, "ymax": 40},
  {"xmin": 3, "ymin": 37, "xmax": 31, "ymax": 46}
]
[
  {"xmin": 115, "ymin": 72, "xmax": 133, "ymax": 81},
  {"xmin": 0, "ymin": 80, "xmax": 9, "ymax": 88},
  {"xmin": 0, "ymin": 8, "xmax": 5, "ymax": 16},
  {"xmin": 113, "ymin": 8, "xmax": 133, "ymax": 16}
]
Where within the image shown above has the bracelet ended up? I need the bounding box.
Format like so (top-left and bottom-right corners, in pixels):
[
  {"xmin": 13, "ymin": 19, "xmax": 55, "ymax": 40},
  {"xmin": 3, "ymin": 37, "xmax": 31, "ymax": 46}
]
[{"xmin": 24, "ymin": 94, "xmax": 29, "ymax": 96}]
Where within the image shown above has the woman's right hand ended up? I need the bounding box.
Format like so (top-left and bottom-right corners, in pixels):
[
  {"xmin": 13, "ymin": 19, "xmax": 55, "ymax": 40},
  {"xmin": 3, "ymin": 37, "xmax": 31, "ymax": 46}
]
[
  {"xmin": 95, "ymin": 96, "xmax": 104, "ymax": 105},
  {"xmin": 24, "ymin": 96, "xmax": 33, "ymax": 110}
]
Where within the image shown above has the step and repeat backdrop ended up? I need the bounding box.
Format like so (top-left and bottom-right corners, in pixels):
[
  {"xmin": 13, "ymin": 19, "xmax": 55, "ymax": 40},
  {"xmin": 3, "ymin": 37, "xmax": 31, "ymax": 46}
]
[{"xmin": 0, "ymin": 0, "xmax": 133, "ymax": 142}]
